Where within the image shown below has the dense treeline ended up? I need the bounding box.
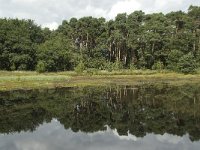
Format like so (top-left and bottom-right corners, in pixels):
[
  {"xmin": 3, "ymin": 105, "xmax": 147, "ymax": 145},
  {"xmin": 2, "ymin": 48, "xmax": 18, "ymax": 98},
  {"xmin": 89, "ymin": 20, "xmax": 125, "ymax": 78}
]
[{"xmin": 0, "ymin": 6, "xmax": 200, "ymax": 73}]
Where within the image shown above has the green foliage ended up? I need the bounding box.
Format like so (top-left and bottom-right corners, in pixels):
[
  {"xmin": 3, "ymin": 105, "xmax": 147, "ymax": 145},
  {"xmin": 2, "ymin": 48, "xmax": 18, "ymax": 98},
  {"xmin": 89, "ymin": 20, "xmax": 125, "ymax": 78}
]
[
  {"xmin": 75, "ymin": 62, "xmax": 85, "ymax": 73},
  {"xmin": 36, "ymin": 61, "xmax": 46, "ymax": 73},
  {"xmin": 0, "ymin": 19, "xmax": 44, "ymax": 71},
  {"xmin": 137, "ymin": 57, "xmax": 147, "ymax": 69},
  {"xmin": 112, "ymin": 61, "xmax": 123, "ymax": 71},
  {"xmin": 129, "ymin": 63, "xmax": 137, "ymax": 70},
  {"xmin": 105, "ymin": 62, "xmax": 113, "ymax": 72},
  {"xmin": 86, "ymin": 68, "xmax": 98, "ymax": 75},
  {"xmin": 167, "ymin": 50, "xmax": 185, "ymax": 71},
  {"xmin": 37, "ymin": 34, "xmax": 74, "ymax": 72},
  {"xmin": 85, "ymin": 57, "xmax": 106, "ymax": 70},
  {"xmin": 105, "ymin": 61, "xmax": 123, "ymax": 72},
  {"xmin": 1, "ymin": 6, "xmax": 200, "ymax": 74},
  {"xmin": 177, "ymin": 53, "xmax": 197, "ymax": 74},
  {"xmin": 152, "ymin": 61, "xmax": 164, "ymax": 70}
]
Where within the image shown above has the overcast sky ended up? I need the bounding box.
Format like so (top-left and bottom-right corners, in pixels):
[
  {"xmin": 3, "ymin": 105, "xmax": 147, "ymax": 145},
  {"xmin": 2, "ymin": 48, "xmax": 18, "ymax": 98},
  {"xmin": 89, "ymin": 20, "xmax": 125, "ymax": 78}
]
[
  {"xmin": 1, "ymin": 120, "xmax": 200, "ymax": 150},
  {"xmin": 0, "ymin": 0, "xmax": 200, "ymax": 30}
]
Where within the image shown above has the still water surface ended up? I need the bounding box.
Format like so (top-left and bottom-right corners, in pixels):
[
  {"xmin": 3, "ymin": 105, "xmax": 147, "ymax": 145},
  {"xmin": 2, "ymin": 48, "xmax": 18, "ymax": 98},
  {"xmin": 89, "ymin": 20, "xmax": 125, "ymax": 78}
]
[{"xmin": 0, "ymin": 83, "xmax": 200, "ymax": 150}]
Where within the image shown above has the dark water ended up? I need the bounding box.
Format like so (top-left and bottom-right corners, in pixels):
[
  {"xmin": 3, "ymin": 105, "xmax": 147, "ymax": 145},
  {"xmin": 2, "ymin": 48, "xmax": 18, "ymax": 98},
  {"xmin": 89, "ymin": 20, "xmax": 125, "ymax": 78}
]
[{"xmin": 0, "ymin": 83, "xmax": 200, "ymax": 150}]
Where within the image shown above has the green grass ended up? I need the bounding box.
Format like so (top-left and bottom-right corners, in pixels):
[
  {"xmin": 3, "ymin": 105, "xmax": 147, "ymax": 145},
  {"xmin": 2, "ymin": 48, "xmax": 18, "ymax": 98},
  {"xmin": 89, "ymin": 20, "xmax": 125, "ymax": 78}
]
[
  {"xmin": 0, "ymin": 75, "xmax": 70, "ymax": 81},
  {"xmin": 89, "ymin": 69, "xmax": 172, "ymax": 75},
  {"xmin": 1, "ymin": 70, "xmax": 200, "ymax": 91}
]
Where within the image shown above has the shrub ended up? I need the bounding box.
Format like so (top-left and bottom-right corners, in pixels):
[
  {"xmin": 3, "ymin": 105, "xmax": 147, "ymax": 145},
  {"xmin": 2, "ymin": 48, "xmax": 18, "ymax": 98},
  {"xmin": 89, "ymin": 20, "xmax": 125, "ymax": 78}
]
[
  {"xmin": 177, "ymin": 53, "xmax": 197, "ymax": 74},
  {"xmin": 105, "ymin": 62, "xmax": 113, "ymax": 72},
  {"xmin": 129, "ymin": 63, "xmax": 137, "ymax": 70},
  {"xmin": 86, "ymin": 68, "xmax": 98, "ymax": 75},
  {"xmin": 137, "ymin": 57, "xmax": 147, "ymax": 69},
  {"xmin": 105, "ymin": 61, "xmax": 124, "ymax": 72},
  {"xmin": 152, "ymin": 61, "xmax": 164, "ymax": 70},
  {"xmin": 36, "ymin": 61, "xmax": 46, "ymax": 73},
  {"xmin": 167, "ymin": 50, "xmax": 184, "ymax": 71},
  {"xmin": 112, "ymin": 61, "xmax": 123, "ymax": 71},
  {"xmin": 85, "ymin": 58, "xmax": 106, "ymax": 70},
  {"xmin": 75, "ymin": 62, "xmax": 86, "ymax": 73},
  {"xmin": 18, "ymin": 64, "xmax": 27, "ymax": 70}
]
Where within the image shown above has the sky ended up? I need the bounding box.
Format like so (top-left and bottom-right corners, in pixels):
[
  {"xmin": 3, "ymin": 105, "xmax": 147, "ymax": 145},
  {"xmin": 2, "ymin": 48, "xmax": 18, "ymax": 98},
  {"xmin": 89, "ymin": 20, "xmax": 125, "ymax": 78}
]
[
  {"xmin": 1, "ymin": 120, "xmax": 200, "ymax": 150},
  {"xmin": 0, "ymin": 0, "xmax": 200, "ymax": 30}
]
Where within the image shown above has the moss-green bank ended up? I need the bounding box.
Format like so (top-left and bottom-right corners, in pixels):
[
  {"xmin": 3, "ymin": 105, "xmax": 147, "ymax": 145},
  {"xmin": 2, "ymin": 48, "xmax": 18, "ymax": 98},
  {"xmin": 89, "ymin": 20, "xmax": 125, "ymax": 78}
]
[{"xmin": 0, "ymin": 70, "xmax": 200, "ymax": 91}]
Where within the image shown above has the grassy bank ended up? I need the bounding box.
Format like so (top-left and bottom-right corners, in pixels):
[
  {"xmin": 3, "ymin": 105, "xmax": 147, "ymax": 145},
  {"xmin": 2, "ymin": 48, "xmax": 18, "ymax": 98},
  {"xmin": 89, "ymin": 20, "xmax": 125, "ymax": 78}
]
[{"xmin": 1, "ymin": 70, "xmax": 200, "ymax": 91}]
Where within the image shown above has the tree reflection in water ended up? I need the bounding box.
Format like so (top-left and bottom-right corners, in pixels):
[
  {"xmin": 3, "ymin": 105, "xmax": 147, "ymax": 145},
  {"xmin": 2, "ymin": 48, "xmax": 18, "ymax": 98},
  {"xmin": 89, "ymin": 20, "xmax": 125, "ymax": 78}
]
[{"xmin": 0, "ymin": 83, "xmax": 200, "ymax": 141}]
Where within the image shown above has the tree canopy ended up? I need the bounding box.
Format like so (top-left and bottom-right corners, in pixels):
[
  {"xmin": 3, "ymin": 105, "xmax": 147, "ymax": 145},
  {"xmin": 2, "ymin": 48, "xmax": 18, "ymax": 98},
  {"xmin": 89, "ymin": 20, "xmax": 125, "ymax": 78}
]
[{"xmin": 0, "ymin": 6, "xmax": 200, "ymax": 73}]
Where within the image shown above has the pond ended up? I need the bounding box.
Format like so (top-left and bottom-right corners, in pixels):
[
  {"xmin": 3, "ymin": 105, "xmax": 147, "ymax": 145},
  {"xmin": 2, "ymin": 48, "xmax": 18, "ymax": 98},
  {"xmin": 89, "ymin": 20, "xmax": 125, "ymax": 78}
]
[{"xmin": 0, "ymin": 83, "xmax": 200, "ymax": 150}]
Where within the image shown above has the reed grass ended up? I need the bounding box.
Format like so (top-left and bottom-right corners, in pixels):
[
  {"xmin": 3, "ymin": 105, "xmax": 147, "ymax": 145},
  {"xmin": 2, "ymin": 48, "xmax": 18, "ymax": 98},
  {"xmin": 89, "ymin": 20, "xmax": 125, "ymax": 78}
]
[{"xmin": 0, "ymin": 70, "xmax": 200, "ymax": 91}]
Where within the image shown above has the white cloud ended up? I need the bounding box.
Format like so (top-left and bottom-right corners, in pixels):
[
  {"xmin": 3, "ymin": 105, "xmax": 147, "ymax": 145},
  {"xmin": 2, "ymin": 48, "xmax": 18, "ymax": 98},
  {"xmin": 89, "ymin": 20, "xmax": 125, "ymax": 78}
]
[
  {"xmin": 152, "ymin": 0, "xmax": 186, "ymax": 13},
  {"xmin": 0, "ymin": 0, "xmax": 200, "ymax": 29},
  {"xmin": 12, "ymin": 0, "xmax": 38, "ymax": 3},
  {"xmin": 108, "ymin": 0, "xmax": 141, "ymax": 19},
  {"xmin": 15, "ymin": 141, "xmax": 48, "ymax": 150},
  {"xmin": 0, "ymin": 120, "xmax": 200, "ymax": 150},
  {"xmin": 74, "ymin": 5, "xmax": 107, "ymax": 18},
  {"xmin": 156, "ymin": 133, "xmax": 186, "ymax": 144},
  {"xmin": 42, "ymin": 22, "xmax": 59, "ymax": 30}
]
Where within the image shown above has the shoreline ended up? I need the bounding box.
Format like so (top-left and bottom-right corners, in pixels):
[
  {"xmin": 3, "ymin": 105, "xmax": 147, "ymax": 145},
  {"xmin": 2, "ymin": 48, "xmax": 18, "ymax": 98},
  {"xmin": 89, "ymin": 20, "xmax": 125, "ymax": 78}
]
[{"xmin": 1, "ymin": 71, "xmax": 200, "ymax": 91}]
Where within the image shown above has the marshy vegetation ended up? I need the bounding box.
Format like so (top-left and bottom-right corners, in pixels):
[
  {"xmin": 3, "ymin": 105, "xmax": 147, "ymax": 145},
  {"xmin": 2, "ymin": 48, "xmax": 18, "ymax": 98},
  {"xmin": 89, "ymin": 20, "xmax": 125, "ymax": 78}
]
[{"xmin": 1, "ymin": 70, "xmax": 200, "ymax": 91}]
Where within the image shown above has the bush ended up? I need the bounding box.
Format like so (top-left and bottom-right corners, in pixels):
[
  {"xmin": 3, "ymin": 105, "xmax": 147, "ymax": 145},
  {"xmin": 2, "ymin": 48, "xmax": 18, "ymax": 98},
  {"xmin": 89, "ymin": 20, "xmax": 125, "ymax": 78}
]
[
  {"xmin": 105, "ymin": 62, "xmax": 113, "ymax": 72},
  {"xmin": 10, "ymin": 64, "xmax": 16, "ymax": 71},
  {"xmin": 75, "ymin": 62, "xmax": 85, "ymax": 73},
  {"xmin": 112, "ymin": 61, "xmax": 123, "ymax": 70},
  {"xmin": 137, "ymin": 57, "xmax": 147, "ymax": 69},
  {"xmin": 177, "ymin": 53, "xmax": 197, "ymax": 74},
  {"xmin": 195, "ymin": 67, "xmax": 200, "ymax": 74},
  {"xmin": 18, "ymin": 64, "xmax": 27, "ymax": 70},
  {"xmin": 167, "ymin": 50, "xmax": 184, "ymax": 71},
  {"xmin": 36, "ymin": 61, "xmax": 46, "ymax": 73},
  {"xmin": 86, "ymin": 68, "xmax": 98, "ymax": 75},
  {"xmin": 105, "ymin": 61, "xmax": 124, "ymax": 72},
  {"xmin": 129, "ymin": 63, "xmax": 137, "ymax": 70},
  {"xmin": 152, "ymin": 61, "xmax": 164, "ymax": 70},
  {"xmin": 85, "ymin": 58, "xmax": 106, "ymax": 70}
]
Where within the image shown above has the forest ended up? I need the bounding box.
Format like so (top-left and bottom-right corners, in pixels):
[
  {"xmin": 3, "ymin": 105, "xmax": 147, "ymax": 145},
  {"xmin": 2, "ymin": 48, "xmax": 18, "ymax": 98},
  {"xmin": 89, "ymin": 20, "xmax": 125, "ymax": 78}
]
[{"xmin": 0, "ymin": 5, "xmax": 200, "ymax": 73}]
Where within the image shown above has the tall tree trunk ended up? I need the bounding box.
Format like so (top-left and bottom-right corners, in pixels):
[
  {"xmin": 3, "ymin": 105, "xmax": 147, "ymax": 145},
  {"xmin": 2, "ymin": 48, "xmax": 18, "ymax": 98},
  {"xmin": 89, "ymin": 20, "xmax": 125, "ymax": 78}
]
[
  {"xmin": 152, "ymin": 42, "xmax": 155, "ymax": 54},
  {"xmin": 116, "ymin": 45, "xmax": 118, "ymax": 61},
  {"xmin": 119, "ymin": 49, "xmax": 121, "ymax": 61},
  {"xmin": 109, "ymin": 43, "xmax": 112, "ymax": 61},
  {"xmin": 86, "ymin": 32, "xmax": 89, "ymax": 49},
  {"xmin": 198, "ymin": 36, "xmax": 200, "ymax": 53},
  {"xmin": 193, "ymin": 31, "xmax": 196, "ymax": 55},
  {"xmin": 193, "ymin": 42, "xmax": 196, "ymax": 55}
]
